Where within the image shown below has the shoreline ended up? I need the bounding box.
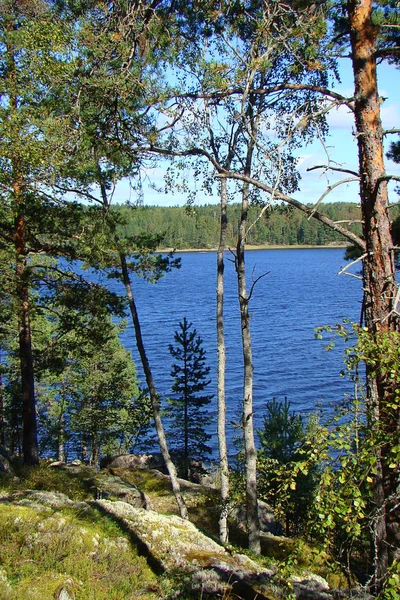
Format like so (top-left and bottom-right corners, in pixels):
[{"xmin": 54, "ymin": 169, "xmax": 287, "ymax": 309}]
[{"xmin": 160, "ymin": 243, "xmax": 348, "ymax": 253}]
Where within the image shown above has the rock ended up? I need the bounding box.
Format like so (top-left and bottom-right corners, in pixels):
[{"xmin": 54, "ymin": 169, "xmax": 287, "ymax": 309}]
[
  {"xmin": 231, "ymin": 499, "xmax": 283, "ymax": 536},
  {"xmin": 291, "ymin": 573, "xmax": 330, "ymax": 592},
  {"xmin": 52, "ymin": 463, "xmax": 153, "ymax": 509},
  {"xmin": 54, "ymin": 584, "xmax": 74, "ymax": 599},
  {"xmin": 95, "ymin": 499, "xmax": 228, "ymax": 572},
  {"xmin": 100, "ymin": 454, "xmax": 153, "ymax": 470},
  {"xmin": 145, "ymin": 453, "xmax": 210, "ymax": 484},
  {"xmin": 19, "ymin": 490, "xmax": 74, "ymax": 508},
  {"xmin": 49, "ymin": 461, "xmax": 66, "ymax": 468},
  {"xmin": 95, "ymin": 499, "xmax": 282, "ymax": 600}
]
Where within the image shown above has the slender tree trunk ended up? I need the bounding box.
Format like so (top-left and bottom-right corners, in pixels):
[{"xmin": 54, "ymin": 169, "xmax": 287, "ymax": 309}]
[
  {"xmin": 91, "ymin": 435, "xmax": 99, "ymax": 468},
  {"xmin": 57, "ymin": 383, "xmax": 67, "ymax": 462},
  {"xmin": 57, "ymin": 408, "xmax": 65, "ymax": 462},
  {"xmin": 184, "ymin": 347, "xmax": 189, "ymax": 480},
  {"xmin": 217, "ymin": 178, "xmax": 230, "ymax": 544},
  {"xmin": 96, "ymin": 174, "xmax": 187, "ymax": 517},
  {"xmin": 119, "ymin": 252, "xmax": 188, "ymax": 519},
  {"xmin": 347, "ymin": 0, "xmax": 400, "ymax": 589},
  {"xmin": 237, "ymin": 177, "xmax": 260, "ymax": 554},
  {"xmin": 0, "ymin": 367, "xmax": 5, "ymax": 448},
  {"xmin": 81, "ymin": 434, "xmax": 88, "ymax": 463}
]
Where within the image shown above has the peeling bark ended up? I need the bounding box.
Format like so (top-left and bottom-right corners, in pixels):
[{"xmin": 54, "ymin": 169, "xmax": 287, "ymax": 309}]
[{"xmin": 347, "ymin": 0, "xmax": 400, "ymax": 588}]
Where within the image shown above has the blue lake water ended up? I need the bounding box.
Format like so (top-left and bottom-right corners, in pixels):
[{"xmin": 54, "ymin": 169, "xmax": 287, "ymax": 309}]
[{"xmin": 102, "ymin": 248, "xmax": 362, "ymax": 455}]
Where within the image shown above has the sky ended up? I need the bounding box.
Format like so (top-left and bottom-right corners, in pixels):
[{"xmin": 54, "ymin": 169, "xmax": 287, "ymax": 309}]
[{"xmin": 112, "ymin": 58, "xmax": 400, "ymax": 209}]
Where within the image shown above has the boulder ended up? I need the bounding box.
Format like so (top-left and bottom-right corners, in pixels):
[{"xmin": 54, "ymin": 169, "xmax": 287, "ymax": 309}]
[
  {"xmin": 100, "ymin": 454, "xmax": 153, "ymax": 470},
  {"xmin": 95, "ymin": 499, "xmax": 277, "ymax": 598},
  {"xmin": 231, "ymin": 499, "xmax": 283, "ymax": 536}
]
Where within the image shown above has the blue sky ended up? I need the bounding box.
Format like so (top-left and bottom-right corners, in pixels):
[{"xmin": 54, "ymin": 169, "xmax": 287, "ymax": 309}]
[
  {"xmin": 113, "ymin": 59, "xmax": 399, "ymax": 208},
  {"xmin": 297, "ymin": 59, "xmax": 400, "ymax": 206}
]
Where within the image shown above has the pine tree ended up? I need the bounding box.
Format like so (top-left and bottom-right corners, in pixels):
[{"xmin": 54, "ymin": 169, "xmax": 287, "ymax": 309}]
[{"xmin": 166, "ymin": 318, "xmax": 213, "ymax": 480}]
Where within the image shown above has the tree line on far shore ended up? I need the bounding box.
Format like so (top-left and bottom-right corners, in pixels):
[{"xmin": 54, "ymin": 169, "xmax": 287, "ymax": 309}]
[{"xmin": 115, "ymin": 201, "xmax": 398, "ymax": 249}]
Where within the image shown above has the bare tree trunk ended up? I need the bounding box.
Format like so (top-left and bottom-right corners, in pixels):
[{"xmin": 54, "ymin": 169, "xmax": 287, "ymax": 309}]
[
  {"xmin": 347, "ymin": 0, "xmax": 400, "ymax": 589},
  {"xmin": 57, "ymin": 407, "xmax": 65, "ymax": 462},
  {"xmin": 81, "ymin": 434, "xmax": 88, "ymax": 463},
  {"xmin": 96, "ymin": 174, "xmax": 187, "ymax": 517},
  {"xmin": 184, "ymin": 354, "xmax": 189, "ymax": 480},
  {"xmin": 0, "ymin": 367, "xmax": 5, "ymax": 448},
  {"xmin": 91, "ymin": 434, "xmax": 99, "ymax": 468},
  {"xmin": 236, "ymin": 176, "xmax": 260, "ymax": 554},
  {"xmin": 119, "ymin": 252, "xmax": 188, "ymax": 519},
  {"xmin": 217, "ymin": 177, "xmax": 230, "ymax": 544}
]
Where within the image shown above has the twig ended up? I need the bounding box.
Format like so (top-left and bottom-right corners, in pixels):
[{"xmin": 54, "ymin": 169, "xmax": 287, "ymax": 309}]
[
  {"xmin": 381, "ymin": 285, "xmax": 400, "ymax": 322},
  {"xmin": 338, "ymin": 253, "xmax": 367, "ymax": 277},
  {"xmin": 308, "ymin": 177, "xmax": 360, "ymax": 220},
  {"xmin": 307, "ymin": 164, "xmax": 359, "ymax": 177},
  {"xmin": 248, "ymin": 270, "xmax": 270, "ymax": 302}
]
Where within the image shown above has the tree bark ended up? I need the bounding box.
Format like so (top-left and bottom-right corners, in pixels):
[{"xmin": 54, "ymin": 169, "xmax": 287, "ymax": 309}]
[
  {"xmin": 14, "ymin": 174, "xmax": 39, "ymax": 467},
  {"xmin": 347, "ymin": 0, "xmax": 400, "ymax": 589},
  {"xmin": 236, "ymin": 122, "xmax": 261, "ymax": 551},
  {"xmin": 217, "ymin": 177, "xmax": 230, "ymax": 544},
  {"xmin": 119, "ymin": 252, "xmax": 188, "ymax": 519},
  {"xmin": 96, "ymin": 173, "xmax": 187, "ymax": 518},
  {"xmin": 0, "ymin": 360, "xmax": 5, "ymax": 448},
  {"xmin": 6, "ymin": 18, "xmax": 39, "ymax": 466}
]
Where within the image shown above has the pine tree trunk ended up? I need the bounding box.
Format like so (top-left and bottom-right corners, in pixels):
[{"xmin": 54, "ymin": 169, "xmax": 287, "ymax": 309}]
[
  {"xmin": 14, "ymin": 195, "xmax": 39, "ymax": 467},
  {"xmin": 347, "ymin": 0, "xmax": 400, "ymax": 588},
  {"xmin": 7, "ymin": 24, "xmax": 39, "ymax": 466},
  {"xmin": 184, "ymin": 349, "xmax": 189, "ymax": 480},
  {"xmin": 217, "ymin": 178, "xmax": 230, "ymax": 544},
  {"xmin": 119, "ymin": 252, "xmax": 188, "ymax": 519},
  {"xmin": 91, "ymin": 435, "xmax": 99, "ymax": 468}
]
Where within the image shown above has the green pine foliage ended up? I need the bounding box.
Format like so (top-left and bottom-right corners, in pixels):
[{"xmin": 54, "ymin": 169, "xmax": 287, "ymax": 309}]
[
  {"xmin": 257, "ymin": 398, "xmax": 319, "ymax": 537},
  {"xmin": 166, "ymin": 318, "xmax": 213, "ymax": 480},
  {"xmin": 35, "ymin": 315, "xmax": 151, "ymax": 465}
]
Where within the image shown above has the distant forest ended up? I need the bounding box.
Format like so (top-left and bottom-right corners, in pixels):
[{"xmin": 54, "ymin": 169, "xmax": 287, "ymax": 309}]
[{"xmin": 115, "ymin": 201, "xmax": 399, "ymax": 250}]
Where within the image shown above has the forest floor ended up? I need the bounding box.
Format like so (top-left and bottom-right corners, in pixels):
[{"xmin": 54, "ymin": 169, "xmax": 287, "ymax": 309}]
[{"xmin": 0, "ymin": 460, "xmax": 367, "ymax": 600}]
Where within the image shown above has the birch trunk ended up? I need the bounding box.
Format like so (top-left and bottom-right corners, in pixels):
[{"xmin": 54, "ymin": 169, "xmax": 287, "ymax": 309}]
[
  {"xmin": 217, "ymin": 177, "xmax": 230, "ymax": 544},
  {"xmin": 237, "ymin": 177, "xmax": 260, "ymax": 554}
]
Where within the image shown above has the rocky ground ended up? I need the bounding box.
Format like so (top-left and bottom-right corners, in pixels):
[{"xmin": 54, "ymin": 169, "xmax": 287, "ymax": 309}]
[{"xmin": 0, "ymin": 455, "xmax": 374, "ymax": 600}]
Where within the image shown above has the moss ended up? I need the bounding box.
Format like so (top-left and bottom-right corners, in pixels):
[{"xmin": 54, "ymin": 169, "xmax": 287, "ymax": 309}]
[
  {"xmin": 0, "ymin": 501, "xmax": 157, "ymax": 600},
  {"xmin": 113, "ymin": 468, "xmax": 172, "ymax": 496},
  {"xmin": 0, "ymin": 463, "xmax": 92, "ymax": 500}
]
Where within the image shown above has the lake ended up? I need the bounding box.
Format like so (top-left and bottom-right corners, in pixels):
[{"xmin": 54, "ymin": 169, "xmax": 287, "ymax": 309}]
[{"xmin": 104, "ymin": 248, "xmax": 362, "ymax": 456}]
